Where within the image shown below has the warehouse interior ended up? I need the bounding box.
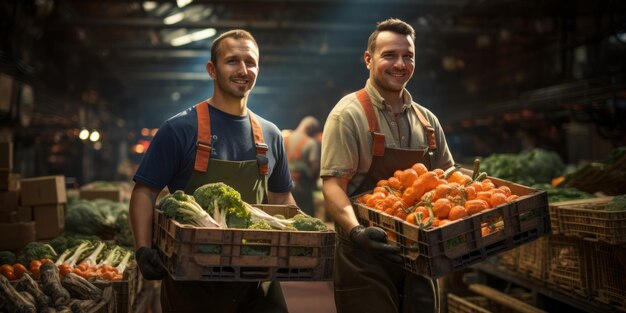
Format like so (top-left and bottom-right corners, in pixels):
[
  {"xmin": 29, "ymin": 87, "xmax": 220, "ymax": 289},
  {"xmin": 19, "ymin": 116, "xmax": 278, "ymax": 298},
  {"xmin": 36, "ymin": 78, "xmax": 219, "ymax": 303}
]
[{"xmin": 1, "ymin": 0, "xmax": 626, "ymax": 312}]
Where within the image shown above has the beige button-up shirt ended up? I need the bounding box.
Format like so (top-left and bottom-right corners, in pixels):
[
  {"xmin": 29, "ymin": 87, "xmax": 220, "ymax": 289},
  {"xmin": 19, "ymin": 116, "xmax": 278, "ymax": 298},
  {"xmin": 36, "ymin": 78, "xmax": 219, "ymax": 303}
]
[{"xmin": 321, "ymin": 80, "xmax": 454, "ymax": 195}]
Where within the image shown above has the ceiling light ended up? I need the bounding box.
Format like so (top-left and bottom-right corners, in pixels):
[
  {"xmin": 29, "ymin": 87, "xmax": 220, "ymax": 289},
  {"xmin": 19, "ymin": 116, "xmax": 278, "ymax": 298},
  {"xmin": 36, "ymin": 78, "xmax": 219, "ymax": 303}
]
[
  {"xmin": 164, "ymin": 12, "xmax": 185, "ymax": 25},
  {"xmin": 79, "ymin": 128, "xmax": 89, "ymax": 140},
  {"xmin": 170, "ymin": 28, "xmax": 216, "ymax": 46},
  {"xmin": 142, "ymin": 1, "xmax": 158, "ymax": 11},
  {"xmin": 171, "ymin": 35, "xmax": 193, "ymax": 47},
  {"xmin": 191, "ymin": 28, "xmax": 217, "ymax": 41},
  {"xmin": 89, "ymin": 130, "xmax": 100, "ymax": 142},
  {"xmin": 177, "ymin": 0, "xmax": 193, "ymax": 8}
]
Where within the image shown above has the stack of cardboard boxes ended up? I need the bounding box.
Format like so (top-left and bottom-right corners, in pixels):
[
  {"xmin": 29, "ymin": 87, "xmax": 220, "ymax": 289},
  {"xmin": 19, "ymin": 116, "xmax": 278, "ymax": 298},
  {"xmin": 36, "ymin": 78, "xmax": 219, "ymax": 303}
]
[
  {"xmin": 21, "ymin": 175, "xmax": 67, "ymax": 240},
  {"xmin": 0, "ymin": 141, "xmax": 68, "ymax": 251},
  {"xmin": 0, "ymin": 141, "xmax": 36, "ymax": 250}
]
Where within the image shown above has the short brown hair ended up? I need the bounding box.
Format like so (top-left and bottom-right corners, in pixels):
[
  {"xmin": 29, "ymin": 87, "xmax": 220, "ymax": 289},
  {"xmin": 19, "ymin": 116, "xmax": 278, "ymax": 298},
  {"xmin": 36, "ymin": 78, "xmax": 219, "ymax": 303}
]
[
  {"xmin": 367, "ymin": 18, "xmax": 415, "ymax": 54},
  {"xmin": 210, "ymin": 29, "xmax": 258, "ymax": 65}
]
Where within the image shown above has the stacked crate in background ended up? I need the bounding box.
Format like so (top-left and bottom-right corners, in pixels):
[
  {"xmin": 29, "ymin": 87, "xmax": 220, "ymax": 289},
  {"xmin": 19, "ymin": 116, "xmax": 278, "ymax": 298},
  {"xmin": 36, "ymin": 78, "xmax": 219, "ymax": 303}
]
[{"xmin": 496, "ymin": 196, "xmax": 626, "ymax": 312}]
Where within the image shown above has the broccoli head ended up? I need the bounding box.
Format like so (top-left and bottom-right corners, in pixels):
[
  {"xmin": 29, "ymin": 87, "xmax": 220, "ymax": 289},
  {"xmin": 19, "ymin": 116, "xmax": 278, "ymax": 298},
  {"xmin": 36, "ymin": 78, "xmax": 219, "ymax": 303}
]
[
  {"xmin": 17, "ymin": 242, "xmax": 58, "ymax": 266},
  {"xmin": 193, "ymin": 183, "xmax": 251, "ymax": 228},
  {"xmin": 0, "ymin": 251, "xmax": 16, "ymax": 265},
  {"xmin": 291, "ymin": 214, "xmax": 327, "ymax": 231},
  {"xmin": 248, "ymin": 220, "xmax": 272, "ymax": 230}
]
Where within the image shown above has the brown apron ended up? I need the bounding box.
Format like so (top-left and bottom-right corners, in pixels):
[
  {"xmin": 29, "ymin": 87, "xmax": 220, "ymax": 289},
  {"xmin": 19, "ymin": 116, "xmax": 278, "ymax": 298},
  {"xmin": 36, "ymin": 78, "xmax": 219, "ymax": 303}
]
[
  {"xmin": 160, "ymin": 101, "xmax": 288, "ymax": 313},
  {"xmin": 334, "ymin": 89, "xmax": 440, "ymax": 313}
]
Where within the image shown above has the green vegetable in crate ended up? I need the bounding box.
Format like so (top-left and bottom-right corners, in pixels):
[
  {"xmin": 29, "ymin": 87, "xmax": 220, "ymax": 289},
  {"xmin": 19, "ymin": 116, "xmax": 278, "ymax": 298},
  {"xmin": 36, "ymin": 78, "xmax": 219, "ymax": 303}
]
[
  {"xmin": 0, "ymin": 251, "xmax": 16, "ymax": 265},
  {"xmin": 193, "ymin": 182, "xmax": 251, "ymax": 229},
  {"xmin": 248, "ymin": 220, "xmax": 273, "ymax": 230},
  {"xmin": 291, "ymin": 214, "xmax": 327, "ymax": 231},
  {"xmin": 606, "ymin": 195, "xmax": 626, "ymax": 211},
  {"xmin": 159, "ymin": 190, "xmax": 221, "ymax": 227},
  {"xmin": 16, "ymin": 242, "xmax": 57, "ymax": 267}
]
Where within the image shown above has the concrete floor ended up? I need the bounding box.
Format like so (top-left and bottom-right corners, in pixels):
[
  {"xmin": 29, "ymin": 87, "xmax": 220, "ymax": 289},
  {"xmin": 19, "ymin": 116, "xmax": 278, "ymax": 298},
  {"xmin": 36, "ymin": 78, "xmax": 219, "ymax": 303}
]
[{"xmin": 282, "ymin": 281, "xmax": 337, "ymax": 313}]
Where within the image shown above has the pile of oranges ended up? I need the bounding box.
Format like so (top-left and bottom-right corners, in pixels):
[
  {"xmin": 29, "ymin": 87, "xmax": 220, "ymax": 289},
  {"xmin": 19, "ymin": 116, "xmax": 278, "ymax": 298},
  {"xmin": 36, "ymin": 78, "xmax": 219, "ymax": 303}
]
[{"xmin": 356, "ymin": 163, "xmax": 520, "ymax": 228}]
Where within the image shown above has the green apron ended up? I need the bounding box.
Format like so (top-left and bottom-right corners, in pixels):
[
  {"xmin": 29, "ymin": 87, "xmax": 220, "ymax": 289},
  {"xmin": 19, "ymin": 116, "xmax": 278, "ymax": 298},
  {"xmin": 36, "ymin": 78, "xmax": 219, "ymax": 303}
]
[
  {"xmin": 160, "ymin": 101, "xmax": 288, "ymax": 313},
  {"xmin": 333, "ymin": 89, "xmax": 440, "ymax": 313}
]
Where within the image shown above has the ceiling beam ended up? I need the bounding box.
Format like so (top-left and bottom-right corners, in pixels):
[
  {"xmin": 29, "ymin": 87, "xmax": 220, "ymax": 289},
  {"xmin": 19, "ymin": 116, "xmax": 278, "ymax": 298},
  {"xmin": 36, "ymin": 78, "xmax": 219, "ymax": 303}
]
[{"xmin": 58, "ymin": 18, "xmax": 496, "ymax": 35}]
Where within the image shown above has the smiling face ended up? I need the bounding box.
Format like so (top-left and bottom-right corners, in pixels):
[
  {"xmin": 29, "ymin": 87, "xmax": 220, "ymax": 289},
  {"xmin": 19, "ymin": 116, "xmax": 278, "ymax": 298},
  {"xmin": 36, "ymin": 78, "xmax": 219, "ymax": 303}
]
[
  {"xmin": 364, "ymin": 31, "xmax": 415, "ymax": 97},
  {"xmin": 206, "ymin": 37, "xmax": 259, "ymax": 100}
]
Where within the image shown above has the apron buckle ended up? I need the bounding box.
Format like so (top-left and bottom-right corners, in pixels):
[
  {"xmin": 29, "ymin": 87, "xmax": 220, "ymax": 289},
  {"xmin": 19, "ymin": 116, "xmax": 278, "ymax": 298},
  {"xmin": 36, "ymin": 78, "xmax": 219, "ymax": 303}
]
[{"xmin": 196, "ymin": 140, "xmax": 212, "ymax": 152}]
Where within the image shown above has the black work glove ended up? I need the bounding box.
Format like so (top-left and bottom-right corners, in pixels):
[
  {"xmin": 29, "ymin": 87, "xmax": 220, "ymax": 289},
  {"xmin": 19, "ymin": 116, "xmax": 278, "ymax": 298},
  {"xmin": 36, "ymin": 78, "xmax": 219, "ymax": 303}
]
[
  {"xmin": 135, "ymin": 247, "xmax": 167, "ymax": 280},
  {"xmin": 349, "ymin": 225, "xmax": 403, "ymax": 264}
]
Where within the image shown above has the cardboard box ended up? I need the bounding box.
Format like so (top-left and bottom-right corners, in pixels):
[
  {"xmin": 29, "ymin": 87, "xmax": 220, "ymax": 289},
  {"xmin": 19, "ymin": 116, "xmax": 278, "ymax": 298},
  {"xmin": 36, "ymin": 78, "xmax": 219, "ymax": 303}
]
[
  {"xmin": 0, "ymin": 142, "xmax": 12, "ymax": 169},
  {"xmin": 17, "ymin": 206, "xmax": 32, "ymax": 222},
  {"xmin": 80, "ymin": 188, "xmax": 123, "ymax": 202},
  {"xmin": 20, "ymin": 175, "xmax": 67, "ymax": 206},
  {"xmin": 0, "ymin": 221, "xmax": 36, "ymax": 250},
  {"xmin": 33, "ymin": 203, "xmax": 65, "ymax": 239},
  {"xmin": 0, "ymin": 190, "xmax": 19, "ymax": 213}
]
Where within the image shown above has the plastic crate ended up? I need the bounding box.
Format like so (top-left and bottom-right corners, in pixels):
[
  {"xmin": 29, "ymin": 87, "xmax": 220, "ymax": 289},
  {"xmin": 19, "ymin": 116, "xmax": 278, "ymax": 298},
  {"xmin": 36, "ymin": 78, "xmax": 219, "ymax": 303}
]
[
  {"xmin": 154, "ymin": 204, "xmax": 335, "ymax": 281},
  {"xmin": 593, "ymin": 243, "xmax": 626, "ymax": 311},
  {"xmin": 550, "ymin": 197, "xmax": 626, "ymax": 244},
  {"xmin": 516, "ymin": 237, "xmax": 547, "ymax": 281},
  {"xmin": 496, "ymin": 247, "xmax": 519, "ymax": 271},
  {"xmin": 352, "ymin": 175, "xmax": 550, "ymax": 278},
  {"xmin": 545, "ymin": 235, "xmax": 593, "ymax": 298}
]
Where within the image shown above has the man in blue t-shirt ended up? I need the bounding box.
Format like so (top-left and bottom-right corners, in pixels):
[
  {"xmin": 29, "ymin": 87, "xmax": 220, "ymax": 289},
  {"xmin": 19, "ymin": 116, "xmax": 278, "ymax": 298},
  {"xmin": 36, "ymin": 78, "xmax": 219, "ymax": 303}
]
[{"xmin": 129, "ymin": 29, "xmax": 295, "ymax": 313}]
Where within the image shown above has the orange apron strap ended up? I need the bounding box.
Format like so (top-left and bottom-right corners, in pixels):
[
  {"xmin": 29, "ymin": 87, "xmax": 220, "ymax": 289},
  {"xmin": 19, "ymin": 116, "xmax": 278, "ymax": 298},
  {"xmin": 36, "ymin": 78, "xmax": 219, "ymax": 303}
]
[
  {"xmin": 412, "ymin": 105, "xmax": 437, "ymax": 152},
  {"xmin": 249, "ymin": 112, "xmax": 269, "ymax": 176},
  {"xmin": 194, "ymin": 101, "xmax": 212, "ymax": 172},
  {"xmin": 355, "ymin": 89, "xmax": 385, "ymax": 157}
]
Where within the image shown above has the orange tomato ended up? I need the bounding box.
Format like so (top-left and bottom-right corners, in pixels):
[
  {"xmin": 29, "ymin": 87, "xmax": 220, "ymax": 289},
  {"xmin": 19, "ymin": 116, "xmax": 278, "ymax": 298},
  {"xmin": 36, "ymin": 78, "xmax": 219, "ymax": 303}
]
[
  {"xmin": 448, "ymin": 205, "xmax": 469, "ymax": 221},
  {"xmin": 411, "ymin": 163, "xmax": 428, "ymax": 176},
  {"xmin": 498, "ymin": 186, "xmax": 512, "ymax": 197},
  {"xmin": 0, "ymin": 264, "xmax": 14, "ymax": 280},
  {"xmin": 388, "ymin": 177, "xmax": 402, "ymax": 190},
  {"xmin": 465, "ymin": 199, "xmax": 489, "ymax": 215},
  {"xmin": 29, "ymin": 260, "xmax": 42, "ymax": 277},
  {"xmin": 58, "ymin": 264, "xmax": 73, "ymax": 277},
  {"xmin": 399, "ymin": 169, "xmax": 419, "ymax": 189},
  {"xmin": 415, "ymin": 172, "xmax": 439, "ymax": 193},
  {"xmin": 373, "ymin": 186, "xmax": 388, "ymax": 196},
  {"xmin": 464, "ymin": 186, "xmax": 477, "ymax": 201},
  {"xmin": 506, "ymin": 195, "xmax": 520, "ymax": 202},
  {"xmin": 432, "ymin": 184, "xmax": 452, "ymax": 201},
  {"xmin": 432, "ymin": 168, "xmax": 444, "ymax": 177},
  {"xmin": 489, "ymin": 193, "xmax": 507, "ymax": 208},
  {"xmin": 40, "ymin": 258, "xmax": 53, "ymax": 264},
  {"xmin": 433, "ymin": 198, "xmax": 453, "ymax": 219},
  {"xmin": 12, "ymin": 263, "xmax": 28, "ymax": 279},
  {"xmin": 376, "ymin": 179, "xmax": 389, "ymax": 187}
]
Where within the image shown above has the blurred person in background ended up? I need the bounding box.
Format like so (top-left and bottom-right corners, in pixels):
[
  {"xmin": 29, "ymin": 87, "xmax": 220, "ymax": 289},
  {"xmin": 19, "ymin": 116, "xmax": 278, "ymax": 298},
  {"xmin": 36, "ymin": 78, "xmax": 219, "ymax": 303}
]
[
  {"xmin": 129, "ymin": 29, "xmax": 295, "ymax": 313},
  {"xmin": 284, "ymin": 116, "xmax": 321, "ymax": 216},
  {"xmin": 321, "ymin": 18, "xmax": 454, "ymax": 313}
]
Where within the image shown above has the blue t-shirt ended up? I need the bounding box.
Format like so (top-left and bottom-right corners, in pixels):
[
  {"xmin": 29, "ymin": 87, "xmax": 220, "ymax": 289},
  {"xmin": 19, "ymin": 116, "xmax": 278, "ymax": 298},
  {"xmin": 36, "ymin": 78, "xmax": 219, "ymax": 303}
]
[{"xmin": 134, "ymin": 103, "xmax": 293, "ymax": 193}]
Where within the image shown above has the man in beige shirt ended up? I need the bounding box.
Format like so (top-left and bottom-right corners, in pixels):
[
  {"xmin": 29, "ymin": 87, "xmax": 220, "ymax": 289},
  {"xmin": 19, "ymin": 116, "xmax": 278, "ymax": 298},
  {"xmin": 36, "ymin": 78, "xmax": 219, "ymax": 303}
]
[{"xmin": 321, "ymin": 18, "xmax": 454, "ymax": 313}]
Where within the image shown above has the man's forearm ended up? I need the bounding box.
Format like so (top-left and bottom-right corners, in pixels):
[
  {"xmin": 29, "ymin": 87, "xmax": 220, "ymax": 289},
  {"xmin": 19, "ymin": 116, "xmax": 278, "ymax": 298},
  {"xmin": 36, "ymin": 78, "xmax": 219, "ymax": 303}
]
[
  {"xmin": 267, "ymin": 191, "xmax": 297, "ymax": 206},
  {"xmin": 129, "ymin": 183, "xmax": 160, "ymax": 249},
  {"xmin": 322, "ymin": 177, "xmax": 360, "ymax": 231}
]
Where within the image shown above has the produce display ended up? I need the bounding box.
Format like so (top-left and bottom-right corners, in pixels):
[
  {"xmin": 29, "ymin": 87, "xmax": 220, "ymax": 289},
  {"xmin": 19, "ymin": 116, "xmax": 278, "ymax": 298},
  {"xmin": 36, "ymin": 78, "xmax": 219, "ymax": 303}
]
[
  {"xmin": 479, "ymin": 148, "xmax": 565, "ymax": 186},
  {"xmin": 0, "ymin": 238, "xmax": 133, "ymax": 283},
  {"xmin": 0, "ymin": 262, "xmax": 112, "ymax": 313},
  {"xmin": 159, "ymin": 182, "xmax": 327, "ymax": 231},
  {"xmin": 355, "ymin": 162, "xmax": 522, "ymax": 230}
]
